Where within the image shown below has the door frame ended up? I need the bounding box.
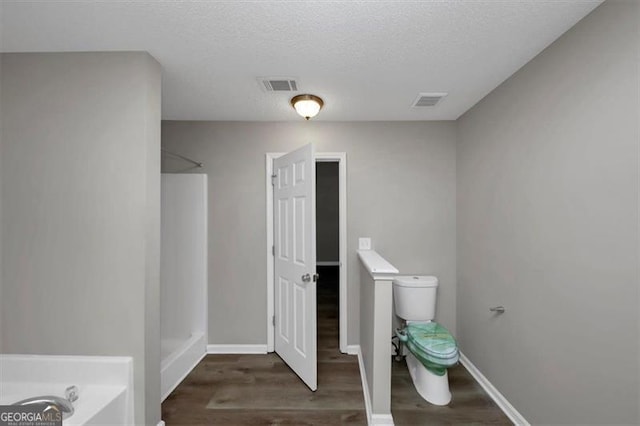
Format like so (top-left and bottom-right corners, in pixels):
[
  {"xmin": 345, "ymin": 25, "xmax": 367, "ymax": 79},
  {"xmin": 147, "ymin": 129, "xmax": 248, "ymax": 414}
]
[{"xmin": 266, "ymin": 152, "xmax": 348, "ymax": 353}]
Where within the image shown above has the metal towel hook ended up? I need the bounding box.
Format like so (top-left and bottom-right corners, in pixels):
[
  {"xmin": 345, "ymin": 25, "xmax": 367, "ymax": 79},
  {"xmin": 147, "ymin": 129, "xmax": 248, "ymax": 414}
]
[{"xmin": 489, "ymin": 306, "xmax": 505, "ymax": 314}]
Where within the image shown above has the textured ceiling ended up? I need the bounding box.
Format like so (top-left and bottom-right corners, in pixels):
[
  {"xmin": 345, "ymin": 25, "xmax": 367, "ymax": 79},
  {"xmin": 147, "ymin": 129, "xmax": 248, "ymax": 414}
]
[{"xmin": 0, "ymin": 1, "xmax": 602, "ymax": 121}]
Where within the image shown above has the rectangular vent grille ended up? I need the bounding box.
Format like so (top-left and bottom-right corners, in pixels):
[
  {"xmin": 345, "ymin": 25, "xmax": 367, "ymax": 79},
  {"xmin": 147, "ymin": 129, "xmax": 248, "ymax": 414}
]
[
  {"xmin": 412, "ymin": 92, "xmax": 447, "ymax": 107},
  {"xmin": 260, "ymin": 78, "xmax": 299, "ymax": 92}
]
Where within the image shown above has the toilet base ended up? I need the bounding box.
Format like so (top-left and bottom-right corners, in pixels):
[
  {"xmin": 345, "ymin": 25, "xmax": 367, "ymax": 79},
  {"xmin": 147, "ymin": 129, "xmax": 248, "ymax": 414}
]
[{"xmin": 405, "ymin": 351, "xmax": 452, "ymax": 406}]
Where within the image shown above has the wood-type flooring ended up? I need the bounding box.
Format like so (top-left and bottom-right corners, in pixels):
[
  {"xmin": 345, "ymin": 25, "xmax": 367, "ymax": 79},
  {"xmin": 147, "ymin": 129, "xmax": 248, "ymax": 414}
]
[{"xmin": 162, "ymin": 266, "xmax": 510, "ymax": 425}]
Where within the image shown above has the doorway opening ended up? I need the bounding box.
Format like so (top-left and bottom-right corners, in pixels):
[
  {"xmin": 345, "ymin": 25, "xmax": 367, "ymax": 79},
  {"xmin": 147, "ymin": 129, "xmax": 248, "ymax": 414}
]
[
  {"xmin": 266, "ymin": 152, "xmax": 348, "ymax": 354},
  {"xmin": 316, "ymin": 162, "xmax": 340, "ymax": 361}
]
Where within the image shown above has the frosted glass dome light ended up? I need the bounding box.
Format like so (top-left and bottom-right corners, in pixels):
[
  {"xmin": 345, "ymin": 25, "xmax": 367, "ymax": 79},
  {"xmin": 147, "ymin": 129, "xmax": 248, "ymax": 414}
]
[{"xmin": 291, "ymin": 94, "xmax": 324, "ymax": 120}]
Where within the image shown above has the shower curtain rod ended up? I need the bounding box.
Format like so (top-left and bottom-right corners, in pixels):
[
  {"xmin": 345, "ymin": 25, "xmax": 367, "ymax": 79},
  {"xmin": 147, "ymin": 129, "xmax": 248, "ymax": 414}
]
[{"xmin": 161, "ymin": 149, "xmax": 204, "ymax": 168}]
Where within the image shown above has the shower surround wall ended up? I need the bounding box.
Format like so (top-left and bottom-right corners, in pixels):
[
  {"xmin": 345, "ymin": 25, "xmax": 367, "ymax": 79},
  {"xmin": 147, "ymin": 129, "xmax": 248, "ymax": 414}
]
[
  {"xmin": 0, "ymin": 52, "xmax": 162, "ymax": 426},
  {"xmin": 160, "ymin": 173, "xmax": 208, "ymax": 400}
]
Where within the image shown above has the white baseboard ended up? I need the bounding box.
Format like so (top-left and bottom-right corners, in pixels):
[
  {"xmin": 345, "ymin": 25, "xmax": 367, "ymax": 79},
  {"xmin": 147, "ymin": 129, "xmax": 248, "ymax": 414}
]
[
  {"xmin": 459, "ymin": 352, "xmax": 529, "ymax": 426},
  {"xmin": 354, "ymin": 346, "xmax": 374, "ymax": 425},
  {"xmin": 207, "ymin": 344, "xmax": 268, "ymax": 354},
  {"xmin": 371, "ymin": 414, "xmax": 394, "ymax": 425},
  {"xmin": 346, "ymin": 344, "xmax": 359, "ymax": 355},
  {"xmin": 354, "ymin": 345, "xmax": 395, "ymax": 426}
]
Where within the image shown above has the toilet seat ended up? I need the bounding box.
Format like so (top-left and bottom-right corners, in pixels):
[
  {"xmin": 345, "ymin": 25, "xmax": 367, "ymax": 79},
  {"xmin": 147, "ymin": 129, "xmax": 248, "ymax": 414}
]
[
  {"xmin": 406, "ymin": 322, "xmax": 458, "ymax": 361},
  {"xmin": 398, "ymin": 322, "xmax": 459, "ymax": 376}
]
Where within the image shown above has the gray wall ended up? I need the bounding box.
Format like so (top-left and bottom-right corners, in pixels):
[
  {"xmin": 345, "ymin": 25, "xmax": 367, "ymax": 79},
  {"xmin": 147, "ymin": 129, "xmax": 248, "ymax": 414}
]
[
  {"xmin": 359, "ymin": 265, "xmax": 376, "ymax": 406},
  {"xmin": 0, "ymin": 52, "xmax": 161, "ymax": 425},
  {"xmin": 0, "ymin": 62, "xmax": 2, "ymax": 354},
  {"xmin": 0, "ymin": 51, "xmax": 3, "ymax": 354},
  {"xmin": 457, "ymin": 1, "xmax": 639, "ymax": 424},
  {"xmin": 162, "ymin": 121, "xmax": 457, "ymax": 345},
  {"xmin": 142, "ymin": 52, "xmax": 162, "ymax": 426},
  {"xmin": 316, "ymin": 162, "xmax": 339, "ymax": 262},
  {"xmin": 359, "ymin": 266, "xmax": 394, "ymax": 416}
]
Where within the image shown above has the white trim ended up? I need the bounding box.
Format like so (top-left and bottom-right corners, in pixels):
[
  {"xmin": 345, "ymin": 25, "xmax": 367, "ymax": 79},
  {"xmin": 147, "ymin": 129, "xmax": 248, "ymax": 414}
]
[
  {"xmin": 346, "ymin": 344, "xmax": 359, "ymax": 355},
  {"xmin": 317, "ymin": 261, "xmax": 340, "ymax": 266},
  {"xmin": 371, "ymin": 414, "xmax": 395, "ymax": 425},
  {"xmin": 357, "ymin": 250, "xmax": 399, "ymax": 281},
  {"xmin": 265, "ymin": 153, "xmax": 278, "ymax": 353},
  {"xmin": 161, "ymin": 332, "xmax": 207, "ymax": 401},
  {"xmin": 355, "ymin": 345, "xmax": 373, "ymax": 425},
  {"xmin": 336, "ymin": 152, "xmax": 348, "ymax": 354},
  {"xmin": 266, "ymin": 152, "xmax": 349, "ymax": 353},
  {"xmin": 157, "ymin": 421, "xmax": 166, "ymax": 426},
  {"xmin": 459, "ymin": 352, "xmax": 529, "ymax": 426},
  {"xmin": 207, "ymin": 344, "xmax": 269, "ymax": 354},
  {"xmin": 354, "ymin": 345, "xmax": 395, "ymax": 426},
  {"xmin": 161, "ymin": 351, "xmax": 206, "ymax": 401}
]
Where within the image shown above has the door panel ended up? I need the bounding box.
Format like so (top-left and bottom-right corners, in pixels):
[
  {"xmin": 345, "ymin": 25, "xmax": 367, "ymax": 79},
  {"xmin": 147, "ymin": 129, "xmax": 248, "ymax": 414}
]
[{"xmin": 274, "ymin": 143, "xmax": 317, "ymax": 391}]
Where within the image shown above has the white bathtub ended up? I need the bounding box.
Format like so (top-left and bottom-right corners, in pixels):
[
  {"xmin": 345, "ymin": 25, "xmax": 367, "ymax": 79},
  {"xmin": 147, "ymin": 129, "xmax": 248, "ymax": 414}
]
[
  {"xmin": 161, "ymin": 331, "xmax": 206, "ymax": 401},
  {"xmin": 0, "ymin": 355, "xmax": 133, "ymax": 425}
]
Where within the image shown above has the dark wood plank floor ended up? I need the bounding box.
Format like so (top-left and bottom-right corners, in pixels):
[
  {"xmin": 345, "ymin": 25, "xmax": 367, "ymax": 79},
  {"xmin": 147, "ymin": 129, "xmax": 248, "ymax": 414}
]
[
  {"xmin": 161, "ymin": 266, "xmax": 367, "ymax": 425},
  {"xmin": 392, "ymin": 360, "xmax": 511, "ymax": 425},
  {"xmin": 162, "ymin": 266, "xmax": 510, "ymax": 425}
]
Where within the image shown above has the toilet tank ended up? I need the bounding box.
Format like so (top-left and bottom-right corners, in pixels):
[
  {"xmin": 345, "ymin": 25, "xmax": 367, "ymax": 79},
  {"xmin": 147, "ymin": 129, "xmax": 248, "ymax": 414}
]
[{"xmin": 393, "ymin": 275, "xmax": 438, "ymax": 321}]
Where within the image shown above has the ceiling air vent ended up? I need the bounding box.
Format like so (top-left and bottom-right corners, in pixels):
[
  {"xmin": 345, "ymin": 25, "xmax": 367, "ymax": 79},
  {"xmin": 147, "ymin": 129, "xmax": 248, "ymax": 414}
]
[
  {"xmin": 258, "ymin": 77, "xmax": 299, "ymax": 92},
  {"xmin": 412, "ymin": 92, "xmax": 447, "ymax": 107}
]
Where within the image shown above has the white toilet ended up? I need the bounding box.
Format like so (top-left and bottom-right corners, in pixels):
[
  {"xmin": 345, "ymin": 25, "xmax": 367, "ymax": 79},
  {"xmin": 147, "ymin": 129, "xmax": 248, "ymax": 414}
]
[{"xmin": 393, "ymin": 275, "xmax": 459, "ymax": 406}]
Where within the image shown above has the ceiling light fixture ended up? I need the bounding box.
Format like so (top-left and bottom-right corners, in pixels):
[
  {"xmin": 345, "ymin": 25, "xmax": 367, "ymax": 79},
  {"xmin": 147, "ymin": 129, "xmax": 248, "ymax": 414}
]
[{"xmin": 291, "ymin": 94, "xmax": 324, "ymax": 120}]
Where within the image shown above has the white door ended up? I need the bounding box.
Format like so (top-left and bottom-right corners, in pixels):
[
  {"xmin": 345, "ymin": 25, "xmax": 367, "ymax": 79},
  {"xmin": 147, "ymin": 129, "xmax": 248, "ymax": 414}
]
[{"xmin": 273, "ymin": 143, "xmax": 317, "ymax": 391}]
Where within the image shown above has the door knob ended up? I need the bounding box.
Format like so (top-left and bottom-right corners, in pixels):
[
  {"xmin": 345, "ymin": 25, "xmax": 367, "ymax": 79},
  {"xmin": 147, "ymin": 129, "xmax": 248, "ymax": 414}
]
[{"xmin": 302, "ymin": 273, "xmax": 311, "ymax": 282}]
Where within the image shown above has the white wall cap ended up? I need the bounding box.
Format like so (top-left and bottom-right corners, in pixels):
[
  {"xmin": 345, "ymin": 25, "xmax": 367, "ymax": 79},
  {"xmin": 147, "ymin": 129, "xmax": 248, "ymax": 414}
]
[{"xmin": 357, "ymin": 250, "xmax": 399, "ymax": 281}]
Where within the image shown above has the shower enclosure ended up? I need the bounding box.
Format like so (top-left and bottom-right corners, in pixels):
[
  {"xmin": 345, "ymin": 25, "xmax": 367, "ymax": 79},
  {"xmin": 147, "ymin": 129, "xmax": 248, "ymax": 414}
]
[{"xmin": 160, "ymin": 173, "xmax": 208, "ymax": 400}]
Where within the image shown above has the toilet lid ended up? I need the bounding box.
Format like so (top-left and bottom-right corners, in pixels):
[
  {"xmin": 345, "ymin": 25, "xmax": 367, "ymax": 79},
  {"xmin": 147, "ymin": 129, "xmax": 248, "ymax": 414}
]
[
  {"xmin": 406, "ymin": 322, "xmax": 458, "ymax": 360},
  {"xmin": 393, "ymin": 275, "xmax": 438, "ymax": 288}
]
